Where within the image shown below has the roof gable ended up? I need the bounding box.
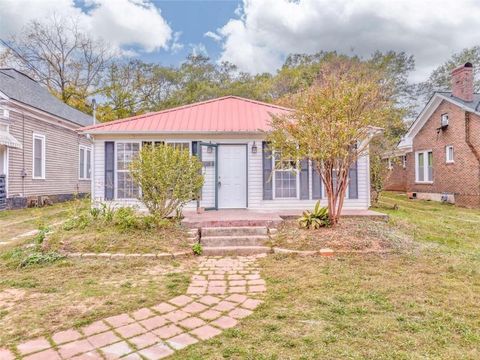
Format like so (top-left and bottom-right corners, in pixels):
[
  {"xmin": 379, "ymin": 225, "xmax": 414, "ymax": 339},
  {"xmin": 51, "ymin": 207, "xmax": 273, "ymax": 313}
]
[
  {"xmin": 81, "ymin": 96, "xmax": 292, "ymax": 134},
  {"xmin": 399, "ymin": 92, "xmax": 480, "ymax": 151},
  {"xmin": 0, "ymin": 68, "xmax": 93, "ymax": 127}
]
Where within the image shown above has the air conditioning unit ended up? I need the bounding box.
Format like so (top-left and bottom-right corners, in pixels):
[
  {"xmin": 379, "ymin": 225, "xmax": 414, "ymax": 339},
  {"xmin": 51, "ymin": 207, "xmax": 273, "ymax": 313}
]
[{"xmin": 440, "ymin": 114, "xmax": 449, "ymax": 128}]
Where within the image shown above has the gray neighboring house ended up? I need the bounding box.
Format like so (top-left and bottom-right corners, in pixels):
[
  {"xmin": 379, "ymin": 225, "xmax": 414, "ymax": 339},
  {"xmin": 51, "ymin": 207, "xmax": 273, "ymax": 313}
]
[{"xmin": 0, "ymin": 68, "xmax": 93, "ymax": 210}]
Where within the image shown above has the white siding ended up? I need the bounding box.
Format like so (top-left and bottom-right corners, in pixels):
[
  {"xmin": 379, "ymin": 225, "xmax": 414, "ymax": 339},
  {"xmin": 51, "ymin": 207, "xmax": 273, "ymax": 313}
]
[{"xmin": 91, "ymin": 136, "xmax": 370, "ymax": 211}]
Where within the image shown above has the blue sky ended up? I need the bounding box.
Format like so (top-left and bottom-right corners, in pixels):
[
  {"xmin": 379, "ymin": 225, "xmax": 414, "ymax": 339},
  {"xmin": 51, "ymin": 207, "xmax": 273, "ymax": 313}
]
[{"xmin": 141, "ymin": 0, "xmax": 241, "ymax": 66}]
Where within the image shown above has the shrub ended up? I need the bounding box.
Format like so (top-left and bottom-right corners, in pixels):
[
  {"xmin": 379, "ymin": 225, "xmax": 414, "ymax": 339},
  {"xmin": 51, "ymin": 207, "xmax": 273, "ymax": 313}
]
[
  {"xmin": 113, "ymin": 207, "xmax": 139, "ymax": 231},
  {"xmin": 298, "ymin": 201, "xmax": 330, "ymax": 229},
  {"xmin": 129, "ymin": 144, "xmax": 204, "ymax": 219},
  {"xmin": 192, "ymin": 243, "xmax": 203, "ymax": 255}
]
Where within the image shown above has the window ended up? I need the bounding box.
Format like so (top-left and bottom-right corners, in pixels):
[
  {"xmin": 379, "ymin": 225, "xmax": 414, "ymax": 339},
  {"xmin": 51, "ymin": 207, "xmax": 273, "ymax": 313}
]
[
  {"xmin": 166, "ymin": 141, "xmax": 190, "ymax": 153},
  {"xmin": 116, "ymin": 142, "xmax": 140, "ymax": 199},
  {"xmin": 441, "ymin": 113, "xmax": 449, "ymax": 127},
  {"xmin": 402, "ymin": 155, "xmax": 407, "ymax": 169},
  {"xmin": 142, "ymin": 141, "xmax": 164, "ymax": 148},
  {"xmin": 446, "ymin": 145, "xmax": 454, "ymax": 163},
  {"xmin": 387, "ymin": 158, "xmax": 393, "ymax": 170},
  {"xmin": 273, "ymin": 153, "xmax": 298, "ymax": 198},
  {"xmin": 32, "ymin": 133, "xmax": 45, "ymax": 179},
  {"xmin": 415, "ymin": 150, "xmax": 433, "ymax": 183},
  {"xmin": 79, "ymin": 146, "xmax": 92, "ymax": 180}
]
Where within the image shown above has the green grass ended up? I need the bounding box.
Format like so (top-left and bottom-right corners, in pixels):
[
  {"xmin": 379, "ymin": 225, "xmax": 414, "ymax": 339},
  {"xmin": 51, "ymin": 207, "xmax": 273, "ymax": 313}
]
[
  {"xmin": 0, "ymin": 253, "xmax": 193, "ymax": 347},
  {"xmin": 173, "ymin": 192, "xmax": 480, "ymax": 359},
  {"xmin": 0, "ymin": 201, "xmax": 81, "ymax": 241}
]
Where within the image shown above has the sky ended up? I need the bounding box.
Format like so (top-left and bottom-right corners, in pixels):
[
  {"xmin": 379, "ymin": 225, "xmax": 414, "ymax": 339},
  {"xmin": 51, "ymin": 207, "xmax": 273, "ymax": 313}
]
[{"xmin": 1, "ymin": 0, "xmax": 480, "ymax": 83}]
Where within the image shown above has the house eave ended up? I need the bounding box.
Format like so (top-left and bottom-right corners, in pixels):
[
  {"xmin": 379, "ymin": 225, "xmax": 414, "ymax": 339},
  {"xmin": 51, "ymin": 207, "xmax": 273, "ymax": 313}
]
[{"xmin": 79, "ymin": 130, "xmax": 266, "ymax": 136}]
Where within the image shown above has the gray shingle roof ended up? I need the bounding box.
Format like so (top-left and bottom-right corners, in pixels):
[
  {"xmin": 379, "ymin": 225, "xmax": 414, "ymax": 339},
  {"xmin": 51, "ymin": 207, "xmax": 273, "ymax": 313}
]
[
  {"xmin": 437, "ymin": 91, "xmax": 480, "ymax": 113},
  {"xmin": 0, "ymin": 68, "xmax": 93, "ymax": 127}
]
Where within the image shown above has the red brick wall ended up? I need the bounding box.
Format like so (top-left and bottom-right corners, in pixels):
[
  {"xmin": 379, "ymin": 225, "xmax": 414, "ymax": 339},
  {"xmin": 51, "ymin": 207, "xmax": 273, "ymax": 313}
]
[
  {"xmin": 384, "ymin": 157, "xmax": 407, "ymax": 191},
  {"xmin": 407, "ymin": 100, "xmax": 480, "ymax": 207}
]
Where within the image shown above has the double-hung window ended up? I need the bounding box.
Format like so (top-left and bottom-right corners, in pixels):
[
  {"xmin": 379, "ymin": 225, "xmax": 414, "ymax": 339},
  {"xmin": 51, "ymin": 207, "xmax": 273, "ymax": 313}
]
[
  {"xmin": 273, "ymin": 152, "xmax": 298, "ymax": 198},
  {"xmin": 79, "ymin": 146, "xmax": 92, "ymax": 180},
  {"xmin": 32, "ymin": 133, "xmax": 45, "ymax": 179},
  {"xmin": 116, "ymin": 142, "xmax": 140, "ymax": 199},
  {"xmin": 415, "ymin": 150, "xmax": 433, "ymax": 183},
  {"xmin": 445, "ymin": 145, "xmax": 454, "ymax": 163}
]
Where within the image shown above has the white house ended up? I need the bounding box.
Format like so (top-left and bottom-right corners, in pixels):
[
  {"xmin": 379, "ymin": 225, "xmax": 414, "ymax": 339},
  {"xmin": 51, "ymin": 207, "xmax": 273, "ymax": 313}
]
[{"xmin": 80, "ymin": 96, "xmax": 371, "ymax": 211}]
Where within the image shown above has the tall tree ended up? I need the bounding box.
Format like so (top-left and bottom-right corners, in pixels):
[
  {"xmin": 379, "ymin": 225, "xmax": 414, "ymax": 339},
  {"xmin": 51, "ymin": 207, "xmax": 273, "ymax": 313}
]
[
  {"xmin": 1, "ymin": 15, "xmax": 112, "ymax": 113},
  {"xmin": 419, "ymin": 46, "xmax": 480, "ymax": 102},
  {"xmin": 267, "ymin": 58, "xmax": 399, "ymax": 225}
]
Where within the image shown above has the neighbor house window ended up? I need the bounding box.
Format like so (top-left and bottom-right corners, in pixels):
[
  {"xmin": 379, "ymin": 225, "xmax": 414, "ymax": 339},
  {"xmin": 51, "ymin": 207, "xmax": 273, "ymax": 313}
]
[
  {"xmin": 116, "ymin": 142, "xmax": 140, "ymax": 199},
  {"xmin": 402, "ymin": 155, "xmax": 407, "ymax": 168},
  {"xmin": 166, "ymin": 141, "xmax": 190, "ymax": 153},
  {"xmin": 446, "ymin": 145, "xmax": 454, "ymax": 163},
  {"xmin": 273, "ymin": 152, "xmax": 298, "ymax": 198},
  {"xmin": 79, "ymin": 146, "xmax": 92, "ymax": 180},
  {"xmin": 387, "ymin": 158, "xmax": 393, "ymax": 170},
  {"xmin": 415, "ymin": 150, "xmax": 433, "ymax": 183},
  {"xmin": 32, "ymin": 133, "xmax": 45, "ymax": 179}
]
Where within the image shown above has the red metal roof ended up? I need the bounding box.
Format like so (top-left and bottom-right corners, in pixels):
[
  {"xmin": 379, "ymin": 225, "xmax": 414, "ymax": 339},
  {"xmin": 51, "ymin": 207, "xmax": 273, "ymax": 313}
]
[{"xmin": 81, "ymin": 96, "xmax": 292, "ymax": 133}]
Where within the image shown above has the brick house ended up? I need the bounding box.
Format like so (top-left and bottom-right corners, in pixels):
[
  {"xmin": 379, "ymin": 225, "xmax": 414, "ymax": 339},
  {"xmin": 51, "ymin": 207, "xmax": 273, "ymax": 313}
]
[{"xmin": 385, "ymin": 62, "xmax": 480, "ymax": 207}]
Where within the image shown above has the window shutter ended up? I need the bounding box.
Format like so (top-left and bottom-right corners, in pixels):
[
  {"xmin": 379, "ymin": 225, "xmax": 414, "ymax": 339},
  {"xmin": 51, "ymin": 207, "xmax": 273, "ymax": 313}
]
[
  {"xmin": 348, "ymin": 161, "xmax": 358, "ymax": 199},
  {"xmin": 262, "ymin": 141, "xmax": 273, "ymax": 200},
  {"xmin": 312, "ymin": 161, "xmax": 322, "ymax": 199},
  {"xmin": 105, "ymin": 142, "xmax": 115, "ymax": 200},
  {"xmin": 191, "ymin": 141, "xmax": 199, "ymax": 157},
  {"xmin": 299, "ymin": 159, "xmax": 309, "ymax": 199}
]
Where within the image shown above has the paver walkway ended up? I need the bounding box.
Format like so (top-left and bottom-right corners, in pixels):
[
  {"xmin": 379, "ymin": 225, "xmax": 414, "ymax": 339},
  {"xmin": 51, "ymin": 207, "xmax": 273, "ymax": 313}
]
[{"xmin": 0, "ymin": 256, "xmax": 266, "ymax": 360}]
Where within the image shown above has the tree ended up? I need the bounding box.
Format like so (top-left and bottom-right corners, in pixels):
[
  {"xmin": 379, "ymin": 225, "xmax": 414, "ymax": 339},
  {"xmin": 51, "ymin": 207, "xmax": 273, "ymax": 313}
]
[
  {"xmin": 267, "ymin": 58, "xmax": 399, "ymax": 225},
  {"xmin": 419, "ymin": 46, "xmax": 480, "ymax": 102},
  {"xmin": 129, "ymin": 145, "xmax": 204, "ymax": 219},
  {"xmin": 1, "ymin": 15, "xmax": 112, "ymax": 113}
]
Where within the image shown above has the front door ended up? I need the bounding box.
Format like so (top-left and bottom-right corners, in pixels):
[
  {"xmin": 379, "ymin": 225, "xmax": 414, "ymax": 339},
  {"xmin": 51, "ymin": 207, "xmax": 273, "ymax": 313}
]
[{"xmin": 218, "ymin": 145, "xmax": 247, "ymax": 208}]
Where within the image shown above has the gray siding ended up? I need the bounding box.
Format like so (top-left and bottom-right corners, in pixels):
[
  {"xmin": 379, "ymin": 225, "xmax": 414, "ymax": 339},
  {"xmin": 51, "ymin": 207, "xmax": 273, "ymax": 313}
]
[{"xmin": 6, "ymin": 102, "xmax": 91, "ymax": 198}]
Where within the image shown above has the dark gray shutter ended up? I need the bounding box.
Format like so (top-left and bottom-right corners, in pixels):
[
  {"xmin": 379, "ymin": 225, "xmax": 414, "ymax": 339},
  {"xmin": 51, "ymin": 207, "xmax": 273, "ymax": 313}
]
[
  {"xmin": 262, "ymin": 141, "xmax": 273, "ymax": 200},
  {"xmin": 348, "ymin": 161, "xmax": 358, "ymax": 199},
  {"xmin": 105, "ymin": 141, "xmax": 115, "ymax": 200},
  {"xmin": 191, "ymin": 141, "xmax": 199, "ymax": 157},
  {"xmin": 312, "ymin": 161, "xmax": 322, "ymax": 199},
  {"xmin": 299, "ymin": 159, "xmax": 309, "ymax": 199}
]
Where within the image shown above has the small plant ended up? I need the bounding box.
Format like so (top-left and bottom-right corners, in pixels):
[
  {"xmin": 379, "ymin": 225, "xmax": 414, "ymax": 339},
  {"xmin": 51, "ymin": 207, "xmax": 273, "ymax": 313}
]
[
  {"xmin": 33, "ymin": 226, "xmax": 50, "ymax": 245},
  {"xmin": 89, "ymin": 207, "xmax": 101, "ymax": 219},
  {"xmin": 298, "ymin": 201, "xmax": 330, "ymax": 229},
  {"xmin": 192, "ymin": 243, "xmax": 203, "ymax": 256},
  {"xmin": 18, "ymin": 251, "xmax": 65, "ymax": 268},
  {"xmin": 114, "ymin": 207, "xmax": 139, "ymax": 231}
]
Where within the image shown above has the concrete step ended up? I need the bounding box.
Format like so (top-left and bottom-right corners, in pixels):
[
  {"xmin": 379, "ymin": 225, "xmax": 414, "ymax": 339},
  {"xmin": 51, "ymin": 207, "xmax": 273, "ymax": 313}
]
[
  {"xmin": 202, "ymin": 246, "xmax": 271, "ymax": 256},
  {"xmin": 183, "ymin": 219, "xmax": 282, "ymax": 229},
  {"xmin": 202, "ymin": 226, "xmax": 268, "ymax": 237},
  {"xmin": 201, "ymin": 235, "xmax": 269, "ymax": 247}
]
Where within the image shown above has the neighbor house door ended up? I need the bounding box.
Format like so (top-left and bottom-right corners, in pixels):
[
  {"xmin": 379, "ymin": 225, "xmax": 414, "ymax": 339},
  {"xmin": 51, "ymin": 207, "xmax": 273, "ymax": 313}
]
[{"xmin": 217, "ymin": 144, "xmax": 247, "ymax": 208}]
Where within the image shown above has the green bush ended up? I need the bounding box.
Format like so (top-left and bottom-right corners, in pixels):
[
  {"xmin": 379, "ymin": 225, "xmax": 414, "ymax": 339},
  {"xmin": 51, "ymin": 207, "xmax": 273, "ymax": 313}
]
[
  {"xmin": 298, "ymin": 201, "xmax": 330, "ymax": 229},
  {"xmin": 130, "ymin": 144, "xmax": 204, "ymax": 219},
  {"xmin": 19, "ymin": 251, "xmax": 65, "ymax": 268},
  {"xmin": 192, "ymin": 243, "xmax": 203, "ymax": 255},
  {"xmin": 113, "ymin": 207, "xmax": 139, "ymax": 231}
]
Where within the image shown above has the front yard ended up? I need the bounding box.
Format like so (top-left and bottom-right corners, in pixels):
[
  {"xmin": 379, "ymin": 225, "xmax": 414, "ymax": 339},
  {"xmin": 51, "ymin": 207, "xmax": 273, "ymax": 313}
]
[{"xmin": 1, "ymin": 192, "xmax": 479, "ymax": 358}]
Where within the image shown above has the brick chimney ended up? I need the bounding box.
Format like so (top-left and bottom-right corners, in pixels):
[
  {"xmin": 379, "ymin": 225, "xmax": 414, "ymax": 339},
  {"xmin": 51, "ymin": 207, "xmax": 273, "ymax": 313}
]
[{"xmin": 451, "ymin": 62, "xmax": 474, "ymax": 102}]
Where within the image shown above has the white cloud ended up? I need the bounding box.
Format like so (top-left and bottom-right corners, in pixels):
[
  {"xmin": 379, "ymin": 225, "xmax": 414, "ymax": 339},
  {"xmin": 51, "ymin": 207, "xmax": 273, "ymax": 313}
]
[
  {"xmin": 214, "ymin": 0, "xmax": 480, "ymax": 80},
  {"xmin": 204, "ymin": 31, "xmax": 222, "ymax": 42},
  {"xmin": 0, "ymin": 0, "xmax": 172, "ymax": 54}
]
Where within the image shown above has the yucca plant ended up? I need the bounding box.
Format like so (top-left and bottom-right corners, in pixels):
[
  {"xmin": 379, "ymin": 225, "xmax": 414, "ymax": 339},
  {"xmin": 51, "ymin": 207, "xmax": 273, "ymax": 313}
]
[{"xmin": 298, "ymin": 201, "xmax": 330, "ymax": 229}]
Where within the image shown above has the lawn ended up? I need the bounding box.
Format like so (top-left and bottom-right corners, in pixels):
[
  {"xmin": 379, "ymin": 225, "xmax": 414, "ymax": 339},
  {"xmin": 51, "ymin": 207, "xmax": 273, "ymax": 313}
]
[
  {"xmin": 0, "ymin": 200, "xmax": 78, "ymax": 242},
  {"xmin": 172, "ymin": 192, "xmax": 480, "ymax": 359},
  {"xmin": 0, "ymin": 254, "xmax": 193, "ymax": 348},
  {"xmin": 1, "ymin": 193, "xmax": 479, "ymax": 358}
]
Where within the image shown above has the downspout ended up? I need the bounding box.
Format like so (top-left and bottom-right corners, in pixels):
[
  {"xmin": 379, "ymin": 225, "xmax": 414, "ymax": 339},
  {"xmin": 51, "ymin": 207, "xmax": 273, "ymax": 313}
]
[{"xmin": 465, "ymin": 111, "xmax": 480, "ymax": 199}]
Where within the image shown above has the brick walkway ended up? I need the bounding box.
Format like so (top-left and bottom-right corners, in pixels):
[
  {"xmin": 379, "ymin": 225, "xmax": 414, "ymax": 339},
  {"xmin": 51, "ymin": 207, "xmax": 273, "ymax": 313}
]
[{"xmin": 0, "ymin": 256, "xmax": 266, "ymax": 360}]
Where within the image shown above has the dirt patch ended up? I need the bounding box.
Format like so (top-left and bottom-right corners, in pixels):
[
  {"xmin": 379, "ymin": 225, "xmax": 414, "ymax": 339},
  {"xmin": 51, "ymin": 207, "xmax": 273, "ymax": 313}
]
[{"xmin": 271, "ymin": 218, "xmax": 413, "ymax": 251}]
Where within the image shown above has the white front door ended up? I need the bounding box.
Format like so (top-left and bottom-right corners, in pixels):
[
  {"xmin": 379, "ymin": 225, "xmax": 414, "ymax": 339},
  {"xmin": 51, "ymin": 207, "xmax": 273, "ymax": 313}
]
[{"xmin": 218, "ymin": 145, "xmax": 247, "ymax": 208}]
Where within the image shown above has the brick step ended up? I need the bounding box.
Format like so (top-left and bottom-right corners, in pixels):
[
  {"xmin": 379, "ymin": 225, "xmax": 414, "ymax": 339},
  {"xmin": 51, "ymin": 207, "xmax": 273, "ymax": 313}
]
[
  {"xmin": 200, "ymin": 235, "xmax": 269, "ymax": 247},
  {"xmin": 201, "ymin": 226, "xmax": 268, "ymax": 237},
  {"xmin": 202, "ymin": 246, "xmax": 272, "ymax": 256}
]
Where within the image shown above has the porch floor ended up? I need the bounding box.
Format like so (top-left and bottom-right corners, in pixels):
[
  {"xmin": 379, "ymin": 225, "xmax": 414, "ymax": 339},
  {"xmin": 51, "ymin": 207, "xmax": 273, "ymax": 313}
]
[{"xmin": 181, "ymin": 209, "xmax": 387, "ymax": 228}]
